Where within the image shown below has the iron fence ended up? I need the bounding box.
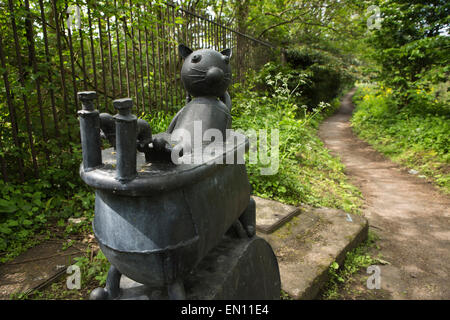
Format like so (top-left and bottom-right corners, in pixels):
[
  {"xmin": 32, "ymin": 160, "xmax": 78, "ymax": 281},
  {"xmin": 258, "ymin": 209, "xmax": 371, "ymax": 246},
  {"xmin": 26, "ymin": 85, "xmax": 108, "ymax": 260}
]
[{"xmin": 0, "ymin": 0, "xmax": 277, "ymax": 182}]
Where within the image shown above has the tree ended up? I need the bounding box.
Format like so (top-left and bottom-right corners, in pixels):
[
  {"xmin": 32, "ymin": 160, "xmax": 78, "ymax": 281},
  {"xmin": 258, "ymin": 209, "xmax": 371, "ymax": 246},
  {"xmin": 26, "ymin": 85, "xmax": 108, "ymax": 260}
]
[{"xmin": 366, "ymin": 0, "xmax": 450, "ymax": 97}]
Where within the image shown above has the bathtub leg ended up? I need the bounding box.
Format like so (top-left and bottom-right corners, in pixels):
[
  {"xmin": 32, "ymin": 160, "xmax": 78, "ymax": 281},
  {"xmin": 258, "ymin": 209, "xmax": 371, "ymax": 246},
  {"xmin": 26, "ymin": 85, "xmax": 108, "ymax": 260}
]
[
  {"xmin": 239, "ymin": 197, "xmax": 256, "ymax": 237},
  {"xmin": 167, "ymin": 279, "xmax": 186, "ymax": 300},
  {"xmin": 90, "ymin": 265, "xmax": 122, "ymax": 300},
  {"xmin": 230, "ymin": 220, "xmax": 248, "ymax": 238}
]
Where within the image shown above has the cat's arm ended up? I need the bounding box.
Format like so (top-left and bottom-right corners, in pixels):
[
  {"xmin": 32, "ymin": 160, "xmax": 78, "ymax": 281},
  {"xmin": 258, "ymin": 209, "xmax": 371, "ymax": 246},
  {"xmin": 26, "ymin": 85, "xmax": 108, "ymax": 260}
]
[{"xmin": 220, "ymin": 91, "xmax": 232, "ymax": 112}]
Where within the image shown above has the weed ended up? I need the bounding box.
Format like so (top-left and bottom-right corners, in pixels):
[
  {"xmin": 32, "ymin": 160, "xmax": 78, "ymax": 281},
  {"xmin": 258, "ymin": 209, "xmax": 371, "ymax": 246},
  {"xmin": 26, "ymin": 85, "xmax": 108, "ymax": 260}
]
[{"xmin": 322, "ymin": 231, "xmax": 379, "ymax": 299}]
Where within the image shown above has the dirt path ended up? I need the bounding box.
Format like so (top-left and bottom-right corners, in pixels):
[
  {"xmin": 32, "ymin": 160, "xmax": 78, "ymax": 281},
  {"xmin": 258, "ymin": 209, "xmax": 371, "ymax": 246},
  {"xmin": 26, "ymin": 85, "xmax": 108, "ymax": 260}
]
[{"xmin": 318, "ymin": 89, "xmax": 450, "ymax": 299}]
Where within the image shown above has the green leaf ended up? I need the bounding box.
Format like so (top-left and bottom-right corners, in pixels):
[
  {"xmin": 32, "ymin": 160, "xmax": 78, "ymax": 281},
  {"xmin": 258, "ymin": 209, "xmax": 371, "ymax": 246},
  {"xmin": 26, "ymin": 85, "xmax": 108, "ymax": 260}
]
[
  {"xmin": 6, "ymin": 219, "xmax": 19, "ymax": 227},
  {"xmin": 0, "ymin": 199, "xmax": 17, "ymax": 213},
  {"xmin": 0, "ymin": 225, "xmax": 12, "ymax": 234},
  {"xmin": 22, "ymin": 219, "xmax": 33, "ymax": 227}
]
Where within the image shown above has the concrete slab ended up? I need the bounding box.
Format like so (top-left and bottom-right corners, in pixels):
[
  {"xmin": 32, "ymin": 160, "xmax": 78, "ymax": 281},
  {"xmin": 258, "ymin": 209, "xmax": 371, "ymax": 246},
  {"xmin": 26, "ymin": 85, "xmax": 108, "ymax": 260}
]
[
  {"xmin": 254, "ymin": 196, "xmax": 301, "ymax": 234},
  {"xmin": 258, "ymin": 205, "xmax": 368, "ymax": 300}
]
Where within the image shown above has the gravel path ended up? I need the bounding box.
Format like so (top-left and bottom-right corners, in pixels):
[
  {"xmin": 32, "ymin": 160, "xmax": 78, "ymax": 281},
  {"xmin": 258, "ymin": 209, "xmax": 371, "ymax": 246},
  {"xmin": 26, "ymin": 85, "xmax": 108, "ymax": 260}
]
[{"xmin": 318, "ymin": 89, "xmax": 450, "ymax": 299}]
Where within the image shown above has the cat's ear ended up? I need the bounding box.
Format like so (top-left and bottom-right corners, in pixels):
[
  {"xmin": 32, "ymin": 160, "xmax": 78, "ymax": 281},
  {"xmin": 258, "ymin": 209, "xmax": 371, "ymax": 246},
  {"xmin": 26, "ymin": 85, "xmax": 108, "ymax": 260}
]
[
  {"xmin": 221, "ymin": 48, "xmax": 232, "ymax": 58},
  {"xmin": 178, "ymin": 44, "xmax": 193, "ymax": 59}
]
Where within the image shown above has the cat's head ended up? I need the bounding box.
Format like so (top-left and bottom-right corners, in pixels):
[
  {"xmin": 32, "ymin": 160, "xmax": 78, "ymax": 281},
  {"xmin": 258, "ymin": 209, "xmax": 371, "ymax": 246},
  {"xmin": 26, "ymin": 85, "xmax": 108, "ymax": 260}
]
[{"xmin": 179, "ymin": 44, "xmax": 232, "ymax": 97}]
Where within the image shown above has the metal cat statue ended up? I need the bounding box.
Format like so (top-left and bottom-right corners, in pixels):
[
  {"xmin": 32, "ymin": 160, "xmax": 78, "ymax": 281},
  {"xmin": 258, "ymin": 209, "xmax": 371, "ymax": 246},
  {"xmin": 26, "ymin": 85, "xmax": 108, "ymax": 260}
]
[{"xmin": 77, "ymin": 45, "xmax": 280, "ymax": 300}]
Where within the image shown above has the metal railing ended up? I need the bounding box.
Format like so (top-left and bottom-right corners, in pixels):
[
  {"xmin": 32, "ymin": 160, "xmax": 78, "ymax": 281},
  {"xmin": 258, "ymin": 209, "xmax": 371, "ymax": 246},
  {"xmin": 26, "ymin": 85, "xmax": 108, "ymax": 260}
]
[{"xmin": 0, "ymin": 0, "xmax": 277, "ymax": 182}]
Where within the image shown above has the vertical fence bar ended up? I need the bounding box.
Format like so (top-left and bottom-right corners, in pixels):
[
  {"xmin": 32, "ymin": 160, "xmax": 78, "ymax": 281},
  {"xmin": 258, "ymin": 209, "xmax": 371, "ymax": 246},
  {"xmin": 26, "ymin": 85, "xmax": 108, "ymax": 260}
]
[
  {"xmin": 176, "ymin": 8, "xmax": 183, "ymax": 104},
  {"xmin": 87, "ymin": 3, "xmax": 98, "ymax": 93},
  {"xmin": 160, "ymin": 7, "xmax": 168, "ymax": 111},
  {"xmin": 144, "ymin": 17, "xmax": 153, "ymax": 112},
  {"xmin": 98, "ymin": 14, "xmax": 109, "ymax": 111},
  {"xmin": 143, "ymin": 3, "xmax": 153, "ymax": 112},
  {"xmin": 222, "ymin": 25, "xmax": 227, "ymax": 49},
  {"xmin": 215, "ymin": 21, "xmax": 219, "ymax": 50},
  {"xmin": 199, "ymin": 9, "xmax": 203, "ymax": 49},
  {"xmin": 171, "ymin": 5, "xmax": 180, "ymax": 106},
  {"xmin": 148, "ymin": 3, "xmax": 158, "ymax": 112},
  {"xmin": 166, "ymin": 4, "xmax": 174, "ymax": 109},
  {"xmin": 67, "ymin": 10, "xmax": 79, "ymax": 113},
  {"xmin": 137, "ymin": 9, "xmax": 146, "ymax": 112},
  {"xmin": 0, "ymin": 136, "xmax": 7, "ymax": 181},
  {"xmin": 183, "ymin": 7, "xmax": 188, "ymax": 48},
  {"xmin": 52, "ymin": 0, "xmax": 73, "ymax": 146},
  {"xmin": 114, "ymin": 0, "xmax": 123, "ymax": 96},
  {"xmin": 128, "ymin": 0, "xmax": 140, "ymax": 113},
  {"xmin": 106, "ymin": 16, "xmax": 116, "ymax": 98},
  {"xmin": 0, "ymin": 33, "xmax": 24, "ymax": 181},
  {"xmin": 38, "ymin": 0, "xmax": 60, "ymax": 139},
  {"xmin": 210, "ymin": 19, "xmax": 213, "ymax": 49},
  {"xmin": 122, "ymin": 0, "xmax": 131, "ymax": 97},
  {"xmin": 24, "ymin": 0, "xmax": 49, "ymax": 164},
  {"xmin": 155, "ymin": 10, "xmax": 163, "ymax": 111},
  {"xmin": 9, "ymin": 0, "xmax": 39, "ymax": 176},
  {"xmin": 203, "ymin": 15, "xmax": 208, "ymax": 48},
  {"xmin": 79, "ymin": 18, "xmax": 88, "ymax": 91},
  {"xmin": 190, "ymin": 6, "xmax": 195, "ymax": 48},
  {"xmin": 194, "ymin": 7, "xmax": 199, "ymax": 49}
]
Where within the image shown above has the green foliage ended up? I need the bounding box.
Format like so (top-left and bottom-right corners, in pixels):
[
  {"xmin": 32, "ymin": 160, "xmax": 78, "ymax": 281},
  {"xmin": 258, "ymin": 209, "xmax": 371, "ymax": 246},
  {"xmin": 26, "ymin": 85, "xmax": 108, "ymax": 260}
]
[
  {"xmin": 253, "ymin": 50, "xmax": 355, "ymax": 112},
  {"xmin": 322, "ymin": 231, "xmax": 378, "ymax": 299},
  {"xmin": 0, "ymin": 142, "xmax": 95, "ymax": 262},
  {"xmin": 352, "ymin": 84, "xmax": 450, "ymax": 193},
  {"xmin": 141, "ymin": 110, "xmax": 176, "ymax": 134},
  {"xmin": 365, "ymin": 0, "xmax": 450, "ymax": 95},
  {"xmin": 74, "ymin": 249, "xmax": 110, "ymax": 287}
]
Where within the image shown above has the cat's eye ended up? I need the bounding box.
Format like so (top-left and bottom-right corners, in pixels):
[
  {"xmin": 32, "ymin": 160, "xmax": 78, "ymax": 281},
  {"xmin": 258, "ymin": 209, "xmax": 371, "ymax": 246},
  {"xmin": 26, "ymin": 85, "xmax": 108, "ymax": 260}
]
[{"xmin": 191, "ymin": 55, "xmax": 202, "ymax": 63}]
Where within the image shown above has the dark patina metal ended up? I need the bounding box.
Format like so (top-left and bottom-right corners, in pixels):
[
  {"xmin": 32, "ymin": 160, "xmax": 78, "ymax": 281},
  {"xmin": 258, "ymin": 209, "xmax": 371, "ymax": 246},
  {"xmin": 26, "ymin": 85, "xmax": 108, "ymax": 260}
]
[{"xmin": 78, "ymin": 45, "xmax": 280, "ymax": 300}]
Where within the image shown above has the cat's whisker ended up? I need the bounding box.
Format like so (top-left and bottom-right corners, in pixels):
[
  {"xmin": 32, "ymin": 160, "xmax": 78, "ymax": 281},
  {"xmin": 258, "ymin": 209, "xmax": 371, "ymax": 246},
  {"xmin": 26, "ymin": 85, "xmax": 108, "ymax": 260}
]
[
  {"xmin": 191, "ymin": 67, "xmax": 207, "ymax": 73},
  {"xmin": 187, "ymin": 75, "xmax": 205, "ymax": 78},
  {"xmin": 193, "ymin": 79, "xmax": 205, "ymax": 84}
]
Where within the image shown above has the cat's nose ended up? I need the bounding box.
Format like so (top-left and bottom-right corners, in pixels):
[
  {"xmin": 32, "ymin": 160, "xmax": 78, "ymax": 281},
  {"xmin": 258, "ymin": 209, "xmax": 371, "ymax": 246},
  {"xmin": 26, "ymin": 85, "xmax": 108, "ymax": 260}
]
[{"xmin": 205, "ymin": 67, "xmax": 224, "ymax": 85}]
